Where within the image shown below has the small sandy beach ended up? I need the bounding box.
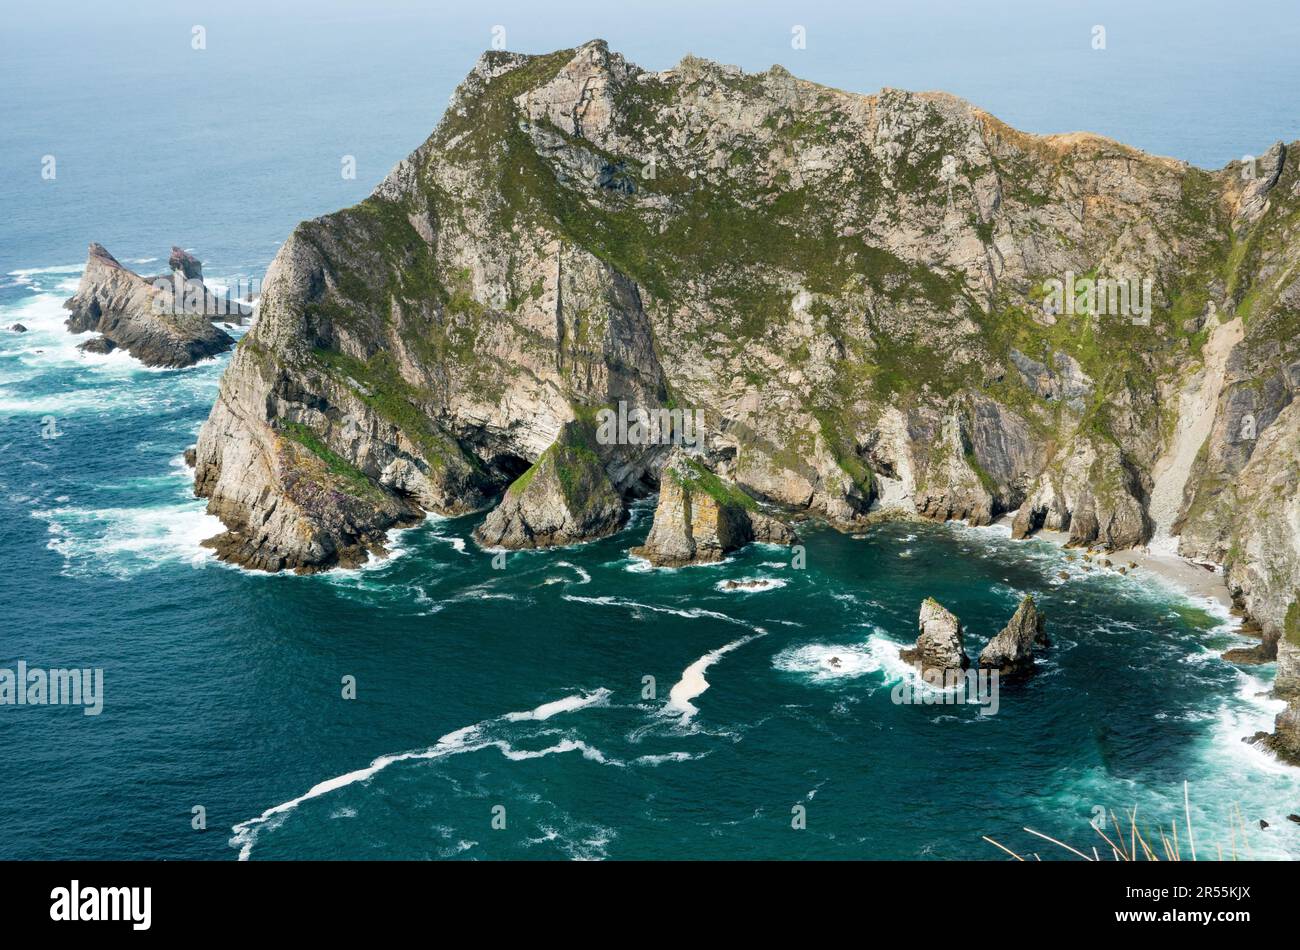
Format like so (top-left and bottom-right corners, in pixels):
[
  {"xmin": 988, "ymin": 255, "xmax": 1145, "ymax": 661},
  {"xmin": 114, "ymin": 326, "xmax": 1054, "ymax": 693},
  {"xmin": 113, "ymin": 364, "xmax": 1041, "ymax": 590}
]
[{"xmin": 993, "ymin": 516, "xmax": 1233, "ymax": 609}]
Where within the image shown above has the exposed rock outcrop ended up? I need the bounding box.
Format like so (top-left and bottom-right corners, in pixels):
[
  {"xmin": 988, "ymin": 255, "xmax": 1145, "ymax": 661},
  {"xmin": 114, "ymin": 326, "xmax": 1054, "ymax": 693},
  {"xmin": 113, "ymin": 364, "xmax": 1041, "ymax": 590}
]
[
  {"xmin": 631, "ymin": 447, "xmax": 796, "ymax": 566},
  {"xmin": 63, "ymin": 243, "xmax": 235, "ymax": 367},
  {"xmin": 473, "ymin": 420, "xmax": 625, "ymax": 548},
  {"xmin": 78, "ymin": 336, "xmax": 117, "ymax": 355},
  {"xmin": 978, "ymin": 595, "xmax": 1049, "ymax": 679},
  {"xmin": 8, "ymin": 324, "xmax": 26, "ymax": 333},
  {"xmin": 169, "ymin": 246, "xmax": 204, "ymax": 281},
  {"xmin": 900, "ymin": 598, "xmax": 969, "ymax": 677},
  {"xmin": 1257, "ymin": 618, "xmax": 1300, "ymax": 762},
  {"xmin": 1265, "ymin": 704, "xmax": 1300, "ymax": 765},
  {"xmin": 200, "ymin": 417, "xmax": 424, "ymax": 574}
]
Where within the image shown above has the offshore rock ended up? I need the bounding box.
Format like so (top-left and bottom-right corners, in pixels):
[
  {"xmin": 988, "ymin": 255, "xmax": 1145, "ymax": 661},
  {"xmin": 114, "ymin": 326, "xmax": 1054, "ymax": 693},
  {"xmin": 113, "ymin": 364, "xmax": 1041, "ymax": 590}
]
[
  {"xmin": 64, "ymin": 243, "xmax": 234, "ymax": 368},
  {"xmin": 473, "ymin": 420, "xmax": 625, "ymax": 548},
  {"xmin": 900, "ymin": 598, "xmax": 969, "ymax": 677},
  {"xmin": 978, "ymin": 595, "xmax": 1049, "ymax": 678}
]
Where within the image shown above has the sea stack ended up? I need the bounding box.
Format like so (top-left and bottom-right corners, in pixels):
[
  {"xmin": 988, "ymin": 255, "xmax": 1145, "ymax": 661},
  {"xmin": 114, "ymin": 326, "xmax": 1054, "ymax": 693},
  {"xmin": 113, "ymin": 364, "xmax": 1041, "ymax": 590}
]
[
  {"xmin": 631, "ymin": 446, "xmax": 796, "ymax": 566},
  {"xmin": 900, "ymin": 598, "xmax": 969, "ymax": 679},
  {"xmin": 169, "ymin": 245, "xmax": 203, "ymax": 281},
  {"xmin": 63, "ymin": 243, "xmax": 235, "ymax": 368},
  {"xmin": 473, "ymin": 419, "xmax": 625, "ymax": 549},
  {"xmin": 978, "ymin": 595, "xmax": 1049, "ymax": 679}
]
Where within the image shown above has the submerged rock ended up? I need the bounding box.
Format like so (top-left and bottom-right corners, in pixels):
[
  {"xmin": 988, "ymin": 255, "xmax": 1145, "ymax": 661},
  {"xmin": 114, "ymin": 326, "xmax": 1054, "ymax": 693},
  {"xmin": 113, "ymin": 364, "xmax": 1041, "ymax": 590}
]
[
  {"xmin": 978, "ymin": 595, "xmax": 1049, "ymax": 679},
  {"xmin": 631, "ymin": 447, "xmax": 796, "ymax": 566},
  {"xmin": 900, "ymin": 598, "xmax": 969, "ymax": 677},
  {"xmin": 64, "ymin": 243, "xmax": 234, "ymax": 368},
  {"xmin": 473, "ymin": 420, "xmax": 625, "ymax": 549},
  {"xmin": 77, "ymin": 336, "xmax": 117, "ymax": 355}
]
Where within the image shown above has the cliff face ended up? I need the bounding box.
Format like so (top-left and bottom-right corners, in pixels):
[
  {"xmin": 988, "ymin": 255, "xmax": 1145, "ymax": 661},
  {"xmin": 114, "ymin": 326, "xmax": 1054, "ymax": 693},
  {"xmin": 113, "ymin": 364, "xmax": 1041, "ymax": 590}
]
[
  {"xmin": 65, "ymin": 244, "xmax": 236, "ymax": 367},
  {"xmin": 193, "ymin": 42, "xmax": 1300, "ymax": 660}
]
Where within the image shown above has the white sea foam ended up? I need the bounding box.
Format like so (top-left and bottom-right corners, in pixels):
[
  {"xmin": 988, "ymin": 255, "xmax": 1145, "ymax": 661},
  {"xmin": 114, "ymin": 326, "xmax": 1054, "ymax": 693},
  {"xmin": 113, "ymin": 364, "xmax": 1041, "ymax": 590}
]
[
  {"xmin": 229, "ymin": 688, "xmax": 613, "ymax": 860},
  {"xmin": 524, "ymin": 819, "xmax": 616, "ymax": 861},
  {"xmin": 497, "ymin": 738, "xmax": 613, "ymax": 764},
  {"xmin": 504, "ymin": 689, "xmax": 611, "ymax": 722},
  {"xmin": 563, "ymin": 594, "xmax": 767, "ymax": 634},
  {"xmin": 32, "ymin": 500, "xmax": 222, "ymax": 579},
  {"xmin": 433, "ymin": 534, "xmax": 467, "ymax": 553},
  {"xmin": 633, "ymin": 751, "xmax": 705, "ymax": 766},
  {"xmin": 665, "ymin": 634, "xmax": 763, "ymax": 720},
  {"xmin": 6, "ymin": 263, "xmax": 83, "ymax": 277},
  {"xmin": 772, "ymin": 640, "xmax": 889, "ymax": 682},
  {"xmin": 554, "ymin": 560, "xmax": 591, "ymax": 584}
]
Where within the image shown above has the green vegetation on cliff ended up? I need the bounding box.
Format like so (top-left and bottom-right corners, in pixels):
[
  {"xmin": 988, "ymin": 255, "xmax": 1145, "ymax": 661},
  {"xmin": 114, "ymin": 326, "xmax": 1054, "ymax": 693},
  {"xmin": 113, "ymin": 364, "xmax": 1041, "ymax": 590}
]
[
  {"xmin": 671, "ymin": 456, "xmax": 758, "ymax": 512},
  {"xmin": 278, "ymin": 421, "xmax": 386, "ymax": 502},
  {"xmin": 1286, "ymin": 599, "xmax": 1300, "ymax": 648},
  {"xmin": 309, "ymin": 347, "xmax": 484, "ymax": 478}
]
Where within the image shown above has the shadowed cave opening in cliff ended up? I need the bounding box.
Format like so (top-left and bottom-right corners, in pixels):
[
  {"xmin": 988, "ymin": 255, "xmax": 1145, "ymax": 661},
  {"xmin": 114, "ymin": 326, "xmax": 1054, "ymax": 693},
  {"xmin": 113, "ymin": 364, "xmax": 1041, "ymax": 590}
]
[{"xmin": 487, "ymin": 452, "xmax": 533, "ymax": 488}]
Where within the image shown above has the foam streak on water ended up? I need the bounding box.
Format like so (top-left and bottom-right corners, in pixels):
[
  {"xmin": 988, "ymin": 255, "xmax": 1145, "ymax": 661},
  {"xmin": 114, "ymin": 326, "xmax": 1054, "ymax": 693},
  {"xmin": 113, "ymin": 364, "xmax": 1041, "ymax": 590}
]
[{"xmin": 230, "ymin": 689, "xmax": 613, "ymax": 861}]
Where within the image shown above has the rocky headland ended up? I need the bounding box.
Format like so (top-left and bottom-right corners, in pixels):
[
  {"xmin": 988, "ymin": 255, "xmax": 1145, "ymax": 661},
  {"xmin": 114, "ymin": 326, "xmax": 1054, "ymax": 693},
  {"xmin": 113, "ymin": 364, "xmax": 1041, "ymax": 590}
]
[
  {"xmin": 189, "ymin": 41, "xmax": 1300, "ymax": 760},
  {"xmin": 64, "ymin": 243, "xmax": 237, "ymax": 368}
]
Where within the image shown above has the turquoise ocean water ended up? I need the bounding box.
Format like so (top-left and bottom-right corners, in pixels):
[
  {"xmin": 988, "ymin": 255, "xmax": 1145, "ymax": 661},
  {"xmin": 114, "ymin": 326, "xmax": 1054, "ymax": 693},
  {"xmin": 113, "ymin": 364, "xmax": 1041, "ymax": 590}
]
[{"xmin": 2, "ymin": 1, "xmax": 1299, "ymax": 860}]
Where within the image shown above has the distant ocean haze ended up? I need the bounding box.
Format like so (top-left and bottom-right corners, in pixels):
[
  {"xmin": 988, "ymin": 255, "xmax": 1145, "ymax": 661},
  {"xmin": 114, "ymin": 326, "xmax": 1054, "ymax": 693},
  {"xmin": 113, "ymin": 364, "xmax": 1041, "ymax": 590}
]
[{"xmin": 2, "ymin": 0, "xmax": 1297, "ymax": 273}]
